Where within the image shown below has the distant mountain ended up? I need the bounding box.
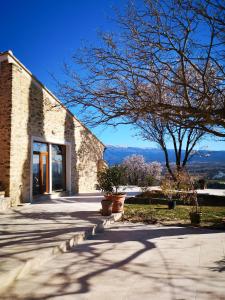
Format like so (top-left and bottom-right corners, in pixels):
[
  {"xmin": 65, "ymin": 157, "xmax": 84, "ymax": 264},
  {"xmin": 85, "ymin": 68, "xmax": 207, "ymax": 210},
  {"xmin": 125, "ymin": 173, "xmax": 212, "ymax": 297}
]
[{"xmin": 104, "ymin": 145, "xmax": 225, "ymax": 165}]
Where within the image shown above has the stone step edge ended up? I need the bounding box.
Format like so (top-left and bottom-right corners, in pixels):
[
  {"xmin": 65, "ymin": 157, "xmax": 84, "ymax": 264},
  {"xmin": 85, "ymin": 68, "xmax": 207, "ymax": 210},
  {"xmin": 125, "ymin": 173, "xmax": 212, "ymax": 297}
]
[{"xmin": 0, "ymin": 212, "xmax": 123, "ymax": 293}]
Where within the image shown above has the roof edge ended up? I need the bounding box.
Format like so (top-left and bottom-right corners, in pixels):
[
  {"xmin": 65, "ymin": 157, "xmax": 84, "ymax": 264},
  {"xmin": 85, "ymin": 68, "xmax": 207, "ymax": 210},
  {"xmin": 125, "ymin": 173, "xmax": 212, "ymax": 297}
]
[{"xmin": 0, "ymin": 50, "xmax": 105, "ymax": 148}]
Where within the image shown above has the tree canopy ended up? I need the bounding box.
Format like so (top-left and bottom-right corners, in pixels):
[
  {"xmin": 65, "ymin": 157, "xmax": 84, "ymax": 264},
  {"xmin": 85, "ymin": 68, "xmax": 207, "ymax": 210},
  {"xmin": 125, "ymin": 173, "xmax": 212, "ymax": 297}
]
[{"xmin": 59, "ymin": 0, "xmax": 225, "ymax": 137}]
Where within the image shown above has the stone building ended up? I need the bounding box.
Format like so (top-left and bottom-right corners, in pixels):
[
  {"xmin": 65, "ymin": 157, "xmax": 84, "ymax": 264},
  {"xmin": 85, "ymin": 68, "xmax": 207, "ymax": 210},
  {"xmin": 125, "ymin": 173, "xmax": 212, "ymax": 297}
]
[{"xmin": 0, "ymin": 50, "xmax": 105, "ymax": 207}]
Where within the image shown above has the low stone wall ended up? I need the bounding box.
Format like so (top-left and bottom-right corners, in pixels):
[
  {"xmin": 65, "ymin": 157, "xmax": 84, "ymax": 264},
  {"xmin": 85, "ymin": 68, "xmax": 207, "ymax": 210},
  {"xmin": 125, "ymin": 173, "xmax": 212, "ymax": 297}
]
[{"xmin": 125, "ymin": 193, "xmax": 225, "ymax": 206}]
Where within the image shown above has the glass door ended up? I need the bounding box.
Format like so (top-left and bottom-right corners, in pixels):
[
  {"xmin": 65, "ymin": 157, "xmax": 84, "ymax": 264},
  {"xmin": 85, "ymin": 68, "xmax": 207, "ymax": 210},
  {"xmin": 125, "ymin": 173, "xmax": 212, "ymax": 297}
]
[
  {"xmin": 33, "ymin": 153, "xmax": 40, "ymax": 195},
  {"xmin": 52, "ymin": 144, "xmax": 66, "ymax": 191},
  {"xmin": 32, "ymin": 142, "xmax": 49, "ymax": 195}
]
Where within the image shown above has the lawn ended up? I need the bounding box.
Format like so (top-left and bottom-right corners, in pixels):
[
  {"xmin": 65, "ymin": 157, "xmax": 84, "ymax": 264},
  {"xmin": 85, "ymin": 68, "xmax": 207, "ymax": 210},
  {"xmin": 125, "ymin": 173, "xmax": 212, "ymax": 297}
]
[{"xmin": 123, "ymin": 204, "xmax": 225, "ymax": 228}]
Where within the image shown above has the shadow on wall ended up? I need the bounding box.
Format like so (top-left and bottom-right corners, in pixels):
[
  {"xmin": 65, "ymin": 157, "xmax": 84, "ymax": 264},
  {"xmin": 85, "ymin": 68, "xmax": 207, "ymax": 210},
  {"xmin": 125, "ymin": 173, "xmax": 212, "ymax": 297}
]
[
  {"xmin": 20, "ymin": 80, "xmax": 45, "ymax": 204},
  {"xmin": 0, "ymin": 62, "xmax": 12, "ymax": 196},
  {"xmin": 77, "ymin": 127, "xmax": 104, "ymax": 191},
  {"xmin": 64, "ymin": 112, "xmax": 76, "ymax": 194}
]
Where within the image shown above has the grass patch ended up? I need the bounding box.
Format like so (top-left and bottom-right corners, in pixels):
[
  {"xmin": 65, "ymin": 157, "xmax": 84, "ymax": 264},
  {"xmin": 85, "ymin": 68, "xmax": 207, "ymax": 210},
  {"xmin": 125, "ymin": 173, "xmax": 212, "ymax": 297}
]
[{"xmin": 123, "ymin": 204, "xmax": 225, "ymax": 228}]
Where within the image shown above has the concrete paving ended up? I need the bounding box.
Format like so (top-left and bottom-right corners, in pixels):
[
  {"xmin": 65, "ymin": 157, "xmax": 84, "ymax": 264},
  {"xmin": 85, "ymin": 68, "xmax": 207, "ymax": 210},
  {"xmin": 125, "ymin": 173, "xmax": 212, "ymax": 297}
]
[
  {"xmin": 1, "ymin": 223, "xmax": 225, "ymax": 300},
  {"xmin": 0, "ymin": 193, "xmax": 108, "ymax": 291},
  {"xmin": 0, "ymin": 189, "xmax": 141, "ymax": 290}
]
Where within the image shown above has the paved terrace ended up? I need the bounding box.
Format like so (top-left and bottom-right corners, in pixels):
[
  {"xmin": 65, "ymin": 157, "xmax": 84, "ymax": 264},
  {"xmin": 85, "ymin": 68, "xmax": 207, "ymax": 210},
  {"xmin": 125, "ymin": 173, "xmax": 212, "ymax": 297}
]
[
  {"xmin": 0, "ymin": 188, "xmax": 140, "ymax": 289},
  {"xmin": 1, "ymin": 223, "xmax": 225, "ymax": 300},
  {"xmin": 1, "ymin": 189, "xmax": 225, "ymax": 299},
  {"xmin": 0, "ymin": 193, "xmax": 109, "ymax": 291}
]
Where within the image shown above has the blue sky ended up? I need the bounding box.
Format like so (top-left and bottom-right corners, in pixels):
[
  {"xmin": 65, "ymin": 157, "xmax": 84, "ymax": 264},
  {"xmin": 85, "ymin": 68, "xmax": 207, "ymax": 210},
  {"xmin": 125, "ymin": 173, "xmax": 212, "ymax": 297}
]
[{"xmin": 1, "ymin": 0, "xmax": 225, "ymax": 150}]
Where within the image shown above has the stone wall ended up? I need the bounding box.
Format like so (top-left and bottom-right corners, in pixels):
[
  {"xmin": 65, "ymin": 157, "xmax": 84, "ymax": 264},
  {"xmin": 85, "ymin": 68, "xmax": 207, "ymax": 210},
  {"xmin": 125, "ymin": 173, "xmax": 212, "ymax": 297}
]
[
  {"xmin": 0, "ymin": 62, "xmax": 12, "ymax": 196},
  {"xmin": 75, "ymin": 123, "xmax": 105, "ymax": 193},
  {"xmin": 0, "ymin": 54, "xmax": 104, "ymax": 205}
]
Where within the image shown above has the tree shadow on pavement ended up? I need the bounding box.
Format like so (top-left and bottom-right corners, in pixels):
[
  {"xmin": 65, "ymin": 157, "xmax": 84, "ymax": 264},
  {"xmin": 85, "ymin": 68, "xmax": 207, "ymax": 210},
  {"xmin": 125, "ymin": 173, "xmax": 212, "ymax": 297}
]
[
  {"xmin": 210, "ymin": 256, "xmax": 225, "ymax": 273},
  {"xmin": 2, "ymin": 224, "xmax": 225, "ymax": 300},
  {"xmin": 0, "ymin": 209, "xmax": 104, "ymax": 273}
]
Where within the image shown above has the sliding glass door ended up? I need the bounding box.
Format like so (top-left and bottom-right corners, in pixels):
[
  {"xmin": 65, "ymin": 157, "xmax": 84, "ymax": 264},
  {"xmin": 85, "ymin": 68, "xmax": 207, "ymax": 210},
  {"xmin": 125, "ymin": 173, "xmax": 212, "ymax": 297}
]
[
  {"xmin": 32, "ymin": 141, "xmax": 66, "ymax": 196},
  {"xmin": 32, "ymin": 142, "xmax": 49, "ymax": 195},
  {"xmin": 52, "ymin": 144, "xmax": 66, "ymax": 192}
]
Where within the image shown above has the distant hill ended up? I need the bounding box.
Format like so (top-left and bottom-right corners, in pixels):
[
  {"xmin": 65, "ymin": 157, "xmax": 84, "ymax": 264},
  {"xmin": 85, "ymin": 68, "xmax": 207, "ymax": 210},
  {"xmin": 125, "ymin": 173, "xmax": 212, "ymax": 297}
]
[{"xmin": 104, "ymin": 145, "xmax": 225, "ymax": 165}]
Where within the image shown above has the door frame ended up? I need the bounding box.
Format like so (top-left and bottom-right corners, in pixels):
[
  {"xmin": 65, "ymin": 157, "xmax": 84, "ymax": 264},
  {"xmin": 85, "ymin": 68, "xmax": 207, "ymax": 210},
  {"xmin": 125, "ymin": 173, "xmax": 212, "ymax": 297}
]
[
  {"xmin": 30, "ymin": 136, "xmax": 72, "ymax": 202},
  {"xmin": 40, "ymin": 151, "xmax": 49, "ymax": 194}
]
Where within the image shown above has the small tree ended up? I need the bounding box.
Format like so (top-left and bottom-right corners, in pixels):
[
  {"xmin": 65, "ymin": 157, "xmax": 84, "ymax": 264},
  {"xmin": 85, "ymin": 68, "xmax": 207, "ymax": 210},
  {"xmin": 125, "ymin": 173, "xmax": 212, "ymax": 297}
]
[
  {"xmin": 176, "ymin": 171, "xmax": 200, "ymax": 214},
  {"xmin": 161, "ymin": 175, "xmax": 177, "ymax": 202},
  {"xmin": 161, "ymin": 170, "xmax": 200, "ymax": 213},
  {"xmin": 96, "ymin": 165, "xmax": 126, "ymax": 194},
  {"xmin": 122, "ymin": 155, "xmax": 162, "ymax": 187},
  {"xmin": 96, "ymin": 169, "xmax": 113, "ymax": 194},
  {"xmin": 109, "ymin": 165, "xmax": 126, "ymax": 194}
]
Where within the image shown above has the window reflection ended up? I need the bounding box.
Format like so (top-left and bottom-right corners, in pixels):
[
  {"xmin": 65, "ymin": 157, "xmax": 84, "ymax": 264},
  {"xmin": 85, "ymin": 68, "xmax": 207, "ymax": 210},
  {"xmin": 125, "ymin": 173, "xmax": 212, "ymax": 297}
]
[
  {"xmin": 32, "ymin": 142, "xmax": 49, "ymax": 195},
  {"xmin": 33, "ymin": 142, "xmax": 48, "ymax": 153},
  {"xmin": 33, "ymin": 154, "xmax": 40, "ymax": 195},
  {"xmin": 52, "ymin": 144, "xmax": 66, "ymax": 191}
]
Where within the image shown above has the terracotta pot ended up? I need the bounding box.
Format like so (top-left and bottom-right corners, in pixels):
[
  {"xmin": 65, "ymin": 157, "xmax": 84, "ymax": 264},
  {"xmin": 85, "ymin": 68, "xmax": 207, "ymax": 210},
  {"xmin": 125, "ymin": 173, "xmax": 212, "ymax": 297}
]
[
  {"xmin": 112, "ymin": 194, "xmax": 126, "ymax": 213},
  {"xmin": 104, "ymin": 194, "xmax": 113, "ymax": 201},
  {"xmin": 101, "ymin": 198, "xmax": 113, "ymax": 216},
  {"xmin": 168, "ymin": 200, "xmax": 176, "ymax": 209}
]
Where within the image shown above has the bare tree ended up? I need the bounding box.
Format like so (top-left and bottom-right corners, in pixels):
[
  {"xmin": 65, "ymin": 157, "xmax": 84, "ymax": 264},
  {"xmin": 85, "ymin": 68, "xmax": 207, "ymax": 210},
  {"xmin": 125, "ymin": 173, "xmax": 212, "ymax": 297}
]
[
  {"xmin": 136, "ymin": 114, "xmax": 205, "ymax": 180},
  {"xmin": 58, "ymin": 0, "xmax": 225, "ymax": 137}
]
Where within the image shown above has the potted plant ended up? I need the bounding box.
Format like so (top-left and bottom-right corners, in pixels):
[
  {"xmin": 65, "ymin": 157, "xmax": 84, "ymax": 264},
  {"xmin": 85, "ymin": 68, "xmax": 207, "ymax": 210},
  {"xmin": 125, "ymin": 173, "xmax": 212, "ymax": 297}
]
[
  {"xmin": 189, "ymin": 192, "xmax": 202, "ymax": 225},
  {"xmin": 198, "ymin": 178, "xmax": 207, "ymax": 190},
  {"xmin": 177, "ymin": 170, "xmax": 202, "ymax": 225},
  {"xmin": 161, "ymin": 176, "xmax": 176, "ymax": 209},
  {"xmin": 168, "ymin": 198, "xmax": 176, "ymax": 209},
  {"xmin": 96, "ymin": 169, "xmax": 113, "ymax": 216},
  {"xmin": 96, "ymin": 165, "xmax": 126, "ymax": 215},
  {"xmin": 109, "ymin": 166, "xmax": 126, "ymax": 213}
]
